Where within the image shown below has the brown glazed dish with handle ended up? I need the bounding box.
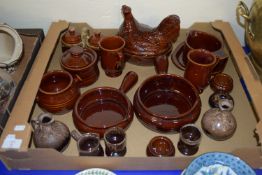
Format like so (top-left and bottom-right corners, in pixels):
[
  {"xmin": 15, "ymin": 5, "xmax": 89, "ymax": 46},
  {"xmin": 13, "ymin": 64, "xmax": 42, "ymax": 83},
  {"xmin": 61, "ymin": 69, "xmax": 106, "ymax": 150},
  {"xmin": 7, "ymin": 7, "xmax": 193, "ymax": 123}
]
[
  {"xmin": 118, "ymin": 5, "xmax": 180, "ymax": 65},
  {"xmin": 133, "ymin": 56, "xmax": 201, "ymax": 133},
  {"xmin": 36, "ymin": 70, "xmax": 81, "ymax": 114},
  {"xmin": 73, "ymin": 71, "xmax": 138, "ymax": 137},
  {"xmin": 60, "ymin": 46, "xmax": 99, "ymax": 87}
]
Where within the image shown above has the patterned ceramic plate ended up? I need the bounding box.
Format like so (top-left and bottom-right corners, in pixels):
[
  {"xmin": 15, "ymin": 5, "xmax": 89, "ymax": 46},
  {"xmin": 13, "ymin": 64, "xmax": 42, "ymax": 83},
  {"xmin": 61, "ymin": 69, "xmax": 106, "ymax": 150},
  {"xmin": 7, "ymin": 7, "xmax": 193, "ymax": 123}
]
[
  {"xmin": 76, "ymin": 168, "xmax": 116, "ymax": 175},
  {"xmin": 183, "ymin": 152, "xmax": 256, "ymax": 175}
]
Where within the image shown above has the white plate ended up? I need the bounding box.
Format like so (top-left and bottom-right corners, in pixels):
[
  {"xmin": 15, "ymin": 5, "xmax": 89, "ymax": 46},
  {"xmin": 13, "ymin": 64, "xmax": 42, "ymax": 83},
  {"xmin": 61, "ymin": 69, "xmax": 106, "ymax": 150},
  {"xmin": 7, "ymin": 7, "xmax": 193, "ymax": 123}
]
[{"xmin": 76, "ymin": 168, "xmax": 116, "ymax": 175}]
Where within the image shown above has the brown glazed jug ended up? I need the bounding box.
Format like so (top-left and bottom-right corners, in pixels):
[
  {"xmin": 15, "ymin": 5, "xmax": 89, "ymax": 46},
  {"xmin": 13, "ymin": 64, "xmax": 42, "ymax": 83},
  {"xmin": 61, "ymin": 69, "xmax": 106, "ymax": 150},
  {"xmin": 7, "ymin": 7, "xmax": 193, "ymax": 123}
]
[{"xmin": 31, "ymin": 113, "xmax": 71, "ymax": 152}]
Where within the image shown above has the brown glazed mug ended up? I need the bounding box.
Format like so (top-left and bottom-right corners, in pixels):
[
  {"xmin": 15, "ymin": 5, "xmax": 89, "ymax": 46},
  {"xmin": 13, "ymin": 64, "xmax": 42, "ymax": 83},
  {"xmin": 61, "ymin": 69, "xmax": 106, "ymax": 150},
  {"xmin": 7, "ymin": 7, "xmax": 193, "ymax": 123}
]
[
  {"xmin": 71, "ymin": 130, "xmax": 104, "ymax": 156},
  {"xmin": 184, "ymin": 49, "xmax": 218, "ymax": 93},
  {"xmin": 183, "ymin": 30, "xmax": 228, "ymax": 74},
  {"xmin": 99, "ymin": 36, "xmax": 126, "ymax": 77}
]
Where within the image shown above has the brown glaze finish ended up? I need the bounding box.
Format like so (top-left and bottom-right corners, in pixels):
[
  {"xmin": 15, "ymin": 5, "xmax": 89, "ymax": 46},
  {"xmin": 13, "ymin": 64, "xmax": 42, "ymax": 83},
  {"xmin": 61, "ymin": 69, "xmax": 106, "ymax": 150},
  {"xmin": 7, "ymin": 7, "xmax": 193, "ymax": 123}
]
[
  {"xmin": 133, "ymin": 56, "xmax": 201, "ymax": 133},
  {"xmin": 99, "ymin": 36, "xmax": 126, "ymax": 77},
  {"xmin": 184, "ymin": 49, "xmax": 217, "ymax": 94},
  {"xmin": 146, "ymin": 136, "xmax": 175, "ymax": 157},
  {"xmin": 172, "ymin": 30, "xmax": 228, "ymax": 73},
  {"xmin": 177, "ymin": 124, "xmax": 201, "ymax": 156},
  {"xmin": 61, "ymin": 27, "xmax": 81, "ymax": 52},
  {"xmin": 210, "ymin": 73, "xmax": 234, "ymax": 93},
  {"xmin": 88, "ymin": 32, "xmax": 103, "ymax": 51},
  {"xmin": 71, "ymin": 130, "xmax": 104, "ymax": 156},
  {"xmin": 73, "ymin": 71, "xmax": 138, "ymax": 137},
  {"xmin": 31, "ymin": 113, "xmax": 70, "ymax": 152},
  {"xmin": 60, "ymin": 46, "xmax": 99, "ymax": 87},
  {"xmin": 36, "ymin": 70, "xmax": 81, "ymax": 114},
  {"xmin": 104, "ymin": 127, "xmax": 127, "ymax": 157},
  {"xmin": 118, "ymin": 5, "xmax": 180, "ymax": 65}
]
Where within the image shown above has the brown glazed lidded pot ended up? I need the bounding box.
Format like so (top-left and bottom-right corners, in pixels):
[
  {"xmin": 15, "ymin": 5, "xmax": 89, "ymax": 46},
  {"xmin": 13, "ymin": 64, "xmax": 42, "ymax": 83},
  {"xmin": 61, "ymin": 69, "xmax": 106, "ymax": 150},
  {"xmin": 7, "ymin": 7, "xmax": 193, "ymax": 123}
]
[
  {"xmin": 36, "ymin": 70, "xmax": 81, "ymax": 114},
  {"xmin": 61, "ymin": 46, "xmax": 99, "ymax": 87},
  {"xmin": 31, "ymin": 113, "xmax": 70, "ymax": 152},
  {"xmin": 201, "ymin": 99, "xmax": 236, "ymax": 141},
  {"xmin": 61, "ymin": 27, "xmax": 81, "ymax": 52}
]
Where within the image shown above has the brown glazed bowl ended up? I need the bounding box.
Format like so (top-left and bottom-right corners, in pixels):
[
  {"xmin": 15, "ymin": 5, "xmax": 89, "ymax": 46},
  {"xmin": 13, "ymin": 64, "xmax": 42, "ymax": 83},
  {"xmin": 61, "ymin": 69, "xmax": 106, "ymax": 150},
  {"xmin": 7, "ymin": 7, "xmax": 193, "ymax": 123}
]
[
  {"xmin": 133, "ymin": 56, "xmax": 201, "ymax": 132},
  {"xmin": 146, "ymin": 136, "xmax": 175, "ymax": 157},
  {"xmin": 210, "ymin": 73, "xmax": 233, "ymax": 93},
  {"xmin": 60, "ymin": 46, "xmax": 99, "ymax": 87},
  {"xmin": 36, "ymin": 70, "xmax": 81, "ymax": 114},
  {"xmin": 73, "ymin": 71, "xmax": 138, "ymax": 137}
]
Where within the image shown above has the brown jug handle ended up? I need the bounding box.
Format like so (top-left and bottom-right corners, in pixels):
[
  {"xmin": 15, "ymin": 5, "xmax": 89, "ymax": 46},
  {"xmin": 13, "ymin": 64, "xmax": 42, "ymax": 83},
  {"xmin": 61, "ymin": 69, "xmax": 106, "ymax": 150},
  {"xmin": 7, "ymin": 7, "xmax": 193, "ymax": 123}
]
[
  {"xmin": 119, "ymin": 71, "xmax": 138, "ymax": 93},
  {"xmin": 71, "ymin": 130, "xmax": 82, "ymax": 141},
  {"xmin": 154, "ymin": 55, "xmax": 168, "ymax": 74},
  {"xmin": 74, "ymin": 74, "xmax": 83, "ymax": 87}
]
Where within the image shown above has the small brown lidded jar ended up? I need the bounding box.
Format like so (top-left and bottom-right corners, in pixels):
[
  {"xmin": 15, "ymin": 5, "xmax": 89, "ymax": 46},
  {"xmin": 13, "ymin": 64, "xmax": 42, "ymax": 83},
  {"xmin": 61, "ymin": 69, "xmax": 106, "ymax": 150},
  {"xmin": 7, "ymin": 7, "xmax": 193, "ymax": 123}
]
[
  {"xmin": 146, "ymin": 136, "xmax": 175, "ymax": 157},
  {"xmin": 61, "ymin": 27, "xmax": 81, "ymax": 52},
  {"xmin": 60, "ymin": 46, "xmax": 99, "ymax": 87}
]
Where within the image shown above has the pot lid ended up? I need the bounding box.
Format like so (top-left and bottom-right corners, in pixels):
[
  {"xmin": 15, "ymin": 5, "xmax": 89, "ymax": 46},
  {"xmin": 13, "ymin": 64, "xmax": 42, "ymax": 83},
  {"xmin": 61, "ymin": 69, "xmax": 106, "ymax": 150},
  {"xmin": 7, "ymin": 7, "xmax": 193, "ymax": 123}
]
[
  {"xmin": 61, "ymin": 46, "xmax": 93, "ymax": 69},
  {"xmin": 61, "ymin": 27, "xmax": 81, "ymax": 44}
]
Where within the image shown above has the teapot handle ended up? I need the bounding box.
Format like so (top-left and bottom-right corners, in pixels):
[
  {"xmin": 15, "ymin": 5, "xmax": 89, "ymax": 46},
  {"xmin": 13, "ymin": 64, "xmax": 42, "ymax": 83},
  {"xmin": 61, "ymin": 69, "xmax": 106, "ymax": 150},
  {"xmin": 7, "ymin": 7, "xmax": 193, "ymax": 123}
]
[
  {"xmin": 31, "ymin": 120, "xmax": 39, "ymax": 131},
  {"xmin": 237, "ymin": 1, "xmax": 255, "ymax": 40},
  {"xmin": 71, "ymin": 130, "xmax": 82, "ymax": 141}
]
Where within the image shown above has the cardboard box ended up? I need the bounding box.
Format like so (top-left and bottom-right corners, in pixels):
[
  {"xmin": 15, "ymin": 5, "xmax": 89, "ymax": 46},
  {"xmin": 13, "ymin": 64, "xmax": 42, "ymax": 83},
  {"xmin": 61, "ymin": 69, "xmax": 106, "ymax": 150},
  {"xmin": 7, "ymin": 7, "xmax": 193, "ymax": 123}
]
[{"xmin": 0, "ymin": 20, "xmax": 261, "ymax": 170}]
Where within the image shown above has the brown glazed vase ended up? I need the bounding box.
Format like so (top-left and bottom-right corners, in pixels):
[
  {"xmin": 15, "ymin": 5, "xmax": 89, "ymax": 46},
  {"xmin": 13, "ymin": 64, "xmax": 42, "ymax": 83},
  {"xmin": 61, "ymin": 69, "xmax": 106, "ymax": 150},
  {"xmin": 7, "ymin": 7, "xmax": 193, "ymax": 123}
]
[
  {"xmin": 184, "ymin": 49, "xmax": 218, "ymax": 94},
  {"xmin": 73, "ymin": 71, "xmax": 138, "ymax": 137},
  {"xmin": 36, "ymin": 70, "xmax": 81, "ymax": 114},
  {"xmin": 133, "ymin": 55, "xmax": 201, "ymax": 133},
  {"xmin": 60, "ymin": 46, "xmax": 99, "ymax": 87},
  {"xmin": 61, "ymin": 27, "xmax": 81, "ymax": 52},
  {"xmin": 31, "ymin": 113, "xmax": 70, "ymax": 152}
]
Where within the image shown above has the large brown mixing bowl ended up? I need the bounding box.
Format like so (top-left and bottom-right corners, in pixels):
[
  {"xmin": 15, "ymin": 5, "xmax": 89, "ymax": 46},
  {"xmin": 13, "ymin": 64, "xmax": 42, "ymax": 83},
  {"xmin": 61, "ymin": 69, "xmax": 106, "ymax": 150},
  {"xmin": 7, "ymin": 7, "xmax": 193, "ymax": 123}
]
[
  {"xmin": 73, "ymin": 71, "xmax": 138, "ymax": 137},
  {"xmin": 133, "ymin": 56, "xmax": 201, "ymax": 132}
]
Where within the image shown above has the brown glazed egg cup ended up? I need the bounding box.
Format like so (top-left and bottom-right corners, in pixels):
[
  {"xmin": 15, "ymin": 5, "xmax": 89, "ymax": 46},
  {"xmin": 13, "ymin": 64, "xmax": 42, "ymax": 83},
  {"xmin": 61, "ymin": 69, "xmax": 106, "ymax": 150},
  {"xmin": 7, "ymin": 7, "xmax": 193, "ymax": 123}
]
[
  {"xmin": 73, "ymin": 71, "xmax": 138, "ymax": 137},
  {"xmin": 36, "ymin": 70, "xmax": 81, "ymax": 114},
  {"xmin": 60, "ymin": 46, "xmax": 99, "ymax": 87},
  {"xmin": 146, "ymin": 136, "xmax": 175, "ymax": 157},
  {"xmin": 171, "ymin": 30, "xmax": 228, "ymax": 74},
  {"xmin": 133, "ymin": 55, "xmax": 201, "ymax": 133}
]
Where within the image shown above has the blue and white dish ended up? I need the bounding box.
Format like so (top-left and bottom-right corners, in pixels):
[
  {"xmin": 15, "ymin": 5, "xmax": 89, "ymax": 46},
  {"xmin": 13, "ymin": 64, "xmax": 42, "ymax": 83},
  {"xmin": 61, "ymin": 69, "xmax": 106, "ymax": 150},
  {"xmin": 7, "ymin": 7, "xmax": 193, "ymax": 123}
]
[
  {"xmin": 183, "ymin": 152, "xmax": 256, "ymax": 175},
  {"xmin": 76, "ymin": 168, "xmax": 116, "ymax": 175}
]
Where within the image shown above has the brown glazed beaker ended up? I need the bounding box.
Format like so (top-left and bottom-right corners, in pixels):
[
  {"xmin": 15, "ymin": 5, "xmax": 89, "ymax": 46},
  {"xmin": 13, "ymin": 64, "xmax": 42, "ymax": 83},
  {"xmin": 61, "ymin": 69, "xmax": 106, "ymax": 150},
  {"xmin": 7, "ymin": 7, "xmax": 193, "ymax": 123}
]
[
  {"xmin": 99, "ymin": 36, "xmax": 126, "ymax": 77},
  {"xmin": 184, "ymin": 49, "xmax": 217, "ymax": 93}
]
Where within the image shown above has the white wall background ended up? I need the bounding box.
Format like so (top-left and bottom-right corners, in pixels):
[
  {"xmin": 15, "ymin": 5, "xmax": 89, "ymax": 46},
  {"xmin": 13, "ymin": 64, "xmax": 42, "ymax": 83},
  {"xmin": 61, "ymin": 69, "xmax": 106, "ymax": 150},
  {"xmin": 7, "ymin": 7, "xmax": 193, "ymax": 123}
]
[{"xmin": 0, "ymin": 0, "xmax": 253, "ymax": 45}]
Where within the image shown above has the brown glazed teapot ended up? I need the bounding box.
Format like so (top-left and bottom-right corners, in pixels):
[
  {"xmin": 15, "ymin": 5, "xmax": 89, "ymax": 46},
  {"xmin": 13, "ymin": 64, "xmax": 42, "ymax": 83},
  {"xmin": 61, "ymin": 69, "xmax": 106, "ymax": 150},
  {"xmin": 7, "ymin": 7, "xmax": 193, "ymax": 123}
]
[{"xmin": 237, "ymin": 0, "xmax": 262, "ymax": 70}]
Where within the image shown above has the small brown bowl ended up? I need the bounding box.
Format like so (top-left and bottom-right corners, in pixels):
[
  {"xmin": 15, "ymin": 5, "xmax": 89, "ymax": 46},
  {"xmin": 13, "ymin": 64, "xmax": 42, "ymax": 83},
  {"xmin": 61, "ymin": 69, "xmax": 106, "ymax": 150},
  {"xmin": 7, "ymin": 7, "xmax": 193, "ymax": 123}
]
[
  {"xmin": 146, "ymin": 136, "xmax": 175, "ymax": 157},
  {"xmin": 210, "ymin": 73, "xmax": 233, "ymax": 93},
  {"xmin": 36, "ymin": 70, "xmax": 81, "ymax": 114},
  {"xmin": 60, "ymin": 46, "xmax": 99, "ymax": 87},
  {"xmin": 73, "ymin": 71, "xmax": 138, "ymax": 137}
]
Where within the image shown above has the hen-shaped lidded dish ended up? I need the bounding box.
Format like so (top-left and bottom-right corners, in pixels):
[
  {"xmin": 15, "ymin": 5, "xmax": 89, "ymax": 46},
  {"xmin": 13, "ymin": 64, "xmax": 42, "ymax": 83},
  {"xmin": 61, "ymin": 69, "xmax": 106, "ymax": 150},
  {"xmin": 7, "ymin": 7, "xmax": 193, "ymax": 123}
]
[{"xmin": 118, "ymin": 5, "xmax": 180, "ymax": 65}]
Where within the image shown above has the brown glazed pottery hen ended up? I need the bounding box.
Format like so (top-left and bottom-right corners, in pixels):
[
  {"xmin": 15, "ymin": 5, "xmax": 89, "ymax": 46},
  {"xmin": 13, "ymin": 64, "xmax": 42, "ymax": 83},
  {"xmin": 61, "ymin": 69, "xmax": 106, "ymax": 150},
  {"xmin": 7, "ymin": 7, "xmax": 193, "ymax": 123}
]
[{"xmin": 118, "ymin": 5, "xmax": 180, "ymax": 65}]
